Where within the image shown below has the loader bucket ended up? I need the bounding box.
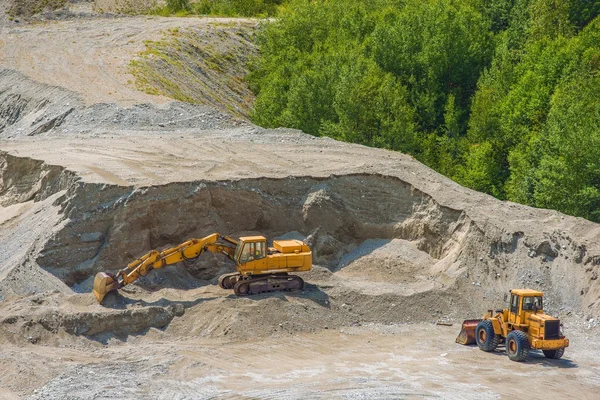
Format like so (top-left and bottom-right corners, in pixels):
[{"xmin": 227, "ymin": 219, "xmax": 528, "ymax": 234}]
[
  {"xmin": 93, "ymin": 272, "xmax": 119, "ymax": 304},
  {"xmin": 456, "ymin": 319, "xmax": 482, "ymax": 345}
]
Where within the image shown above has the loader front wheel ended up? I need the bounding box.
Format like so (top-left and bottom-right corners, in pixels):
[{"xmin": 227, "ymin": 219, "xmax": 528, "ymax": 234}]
[
  {"xmin": 543, "ymin": 348, "xmax": 565, "ymax": 359},
  {"xmin": 506, "ymin": 330, "xmax": 530, "ymax": 362},
  {"xmin": 475, "ymin": 320, "xmax": 500, "ymax": 352}
]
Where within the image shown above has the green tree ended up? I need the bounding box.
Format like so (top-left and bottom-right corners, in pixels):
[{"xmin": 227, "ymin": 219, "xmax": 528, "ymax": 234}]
[
  {"xmin": 529, "ymin": 0, "xmax": 573, "ymax": 40},
  {"xmin": 167, "ymin": 0, "xmax": 190, "ymax": 13},
  {"xmin": 370, "ymin": 0, "xmax": 493, "ymax": 132},
  {"xmin": 455, "ymin": 142, "xmax": 505, "ymax": 197},
  {"xmin": 568, "ymin": 0, "xmax": 600, "ymax": 30},
  {"xmin": 249, "ymin": 0, "xmax": 493, "ymax": 171},
  {"xmin": 533, "ymin": 71, "xmax": 600, "ymax": 220}
]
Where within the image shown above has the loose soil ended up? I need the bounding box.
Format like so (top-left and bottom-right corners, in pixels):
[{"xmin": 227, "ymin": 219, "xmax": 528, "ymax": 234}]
[{"xmin": 1, "ymin": 7, "xmax": 599, "ymax": 399}]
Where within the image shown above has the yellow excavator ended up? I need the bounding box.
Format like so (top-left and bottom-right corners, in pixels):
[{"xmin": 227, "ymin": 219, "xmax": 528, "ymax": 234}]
[{"xmin": 92, "ymin": 233, "xmax": 312, "ymax": 303}]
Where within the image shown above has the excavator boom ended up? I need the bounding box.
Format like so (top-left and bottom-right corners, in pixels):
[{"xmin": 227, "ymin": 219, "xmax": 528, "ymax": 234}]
[{"xmin": 92, "ymin": 233, "xmax": 237, "ymax": 303}]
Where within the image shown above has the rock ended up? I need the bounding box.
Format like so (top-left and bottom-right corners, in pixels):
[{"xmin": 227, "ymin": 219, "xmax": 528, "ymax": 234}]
[{"xmin": 535, "ymin": 241, "xmax": 559, "ymax": 259}]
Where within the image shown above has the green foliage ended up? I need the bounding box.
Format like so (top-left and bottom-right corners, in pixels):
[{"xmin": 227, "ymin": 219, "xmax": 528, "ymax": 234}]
[
  {"xmin": 472, "ymin": 16, "xmax": 600, "ymax": 209},
  {"xmin": 325, "ymin": 57, "xmax": 417, "ymax": 151},
  {"xmin": 167, "ymin": 0, "xmax": 190, "ymax": 13},
  {"xmin": 206, "ymin": 0, "xmax": 284, "ymax": 16},
  {"xmin": 533, "ymin": 71, "xmax": 600, "ymax": 220},
  {"xmin": 246, "ymin": 0, "xmax": 600, "ymax": 221},
  {"xmin": 455, "ymin": 142, "xmax": 505, "ymax": 198},
  {"xmin": 528, "ymin": 0, "xmax": 573, "ymax": 40},
  {"xmin": 568, "ymin": 0, "xmax": 600, "ymax": 29},
  {"xmin": 472, "ymin": 0, "xmax": 516, "ymax": 33},
  {"xmin": 154, "ymin": 0, "xmax": 284, "ymax": 17},
  {"xmin": 249, "ymin": 0, "xmax": 493, "ymax": 167},
  {"xmin": 369, "ymin": 0, "xmax": 493, "ymax": 132}
]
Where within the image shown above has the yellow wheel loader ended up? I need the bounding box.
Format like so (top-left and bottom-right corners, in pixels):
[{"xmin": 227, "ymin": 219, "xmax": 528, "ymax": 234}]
[
  {"xmin": 456, "ymin": 289, "xmax": 569, "ymax": 362},
  {"xmin": 93, "ymin": 233, "xmax": 312, "ymax": 304}
]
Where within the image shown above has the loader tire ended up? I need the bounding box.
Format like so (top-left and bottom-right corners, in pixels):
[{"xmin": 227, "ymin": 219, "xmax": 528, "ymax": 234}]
[
  {"xmin": 475, "ymin": 320, "xmax": 500, "ymax": 352},
  {"xmin": 506, "ymin": 330, "xmax": 530, "ymax": 362},
  {"xmin": 543, "ymin": 347, "xmax": 565, "ymax": 359}
]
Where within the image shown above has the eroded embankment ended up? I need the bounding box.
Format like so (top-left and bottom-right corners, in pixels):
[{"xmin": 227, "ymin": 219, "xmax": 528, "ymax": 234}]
[
  {"xmin": 0, "ymin": 69, "xmax": 242, "ymax": 140},
  {"xmin": 1, "ymin": 149, "xmax": 600, "ymax": 343},
  {"xmin": 36, "ymin": 172, "xmax": 465, "ymax": 285},
  {"xmin": 0, "ymin": 152, "xmax": 77, "ymax": 300}
]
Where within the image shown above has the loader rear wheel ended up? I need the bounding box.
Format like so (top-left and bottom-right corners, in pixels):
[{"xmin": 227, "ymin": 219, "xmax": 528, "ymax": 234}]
[
  {"xmin": 506, "ymin": 330, "xmax": 530, "ymax": 362},
  {"xmin": 475, "ymin": 320, "xmax": 500, "ymax": 352},
  {"xmin": 543, "ymin": 348, "xmax": 565, "ymax": 359}
]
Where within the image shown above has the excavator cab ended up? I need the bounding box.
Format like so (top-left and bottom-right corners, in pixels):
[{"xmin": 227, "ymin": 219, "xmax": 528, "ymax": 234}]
[
  {"xmin": 234, "ymin": 236, "xmax": 267, "ymax": 265},
  {"xmin": 233, "ymin": 236, "xmax": 269, "ymax": 274}
]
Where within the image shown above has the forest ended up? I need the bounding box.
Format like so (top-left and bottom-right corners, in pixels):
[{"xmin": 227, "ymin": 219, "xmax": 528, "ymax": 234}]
[{"xmin": 245, "ymin": 0, "xmax": 600, "ymax": 221}]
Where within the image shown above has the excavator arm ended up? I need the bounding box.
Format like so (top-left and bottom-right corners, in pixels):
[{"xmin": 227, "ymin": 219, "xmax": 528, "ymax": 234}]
[{"xmin": 93, "ymin": 233, "xmax": 238, "ymax": 303}]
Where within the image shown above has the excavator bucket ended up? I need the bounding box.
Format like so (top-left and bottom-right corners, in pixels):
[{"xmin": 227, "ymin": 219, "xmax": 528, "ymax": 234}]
[
  {"xmin": 93, "ymin": 272, "xmax": 119, "ymax": 304},
  {"xmin": 456, "ymin": 319, "xmax": 481, "ymax": 345}
]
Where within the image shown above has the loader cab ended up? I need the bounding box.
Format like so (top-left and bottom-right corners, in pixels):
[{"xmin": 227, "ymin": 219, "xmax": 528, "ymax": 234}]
[
  {"xmin": 508, "ymin": 289, "xmax": 544, "ymax": 325},
  {"xmin": 234, "ymin": 236, "xmax": 267, "ymax": 265}
]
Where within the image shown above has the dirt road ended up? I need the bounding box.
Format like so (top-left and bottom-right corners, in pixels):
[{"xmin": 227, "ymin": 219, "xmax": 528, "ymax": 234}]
[{"xmin": 1, "ymin": 319, "xmax": 598, "ymax": 399}]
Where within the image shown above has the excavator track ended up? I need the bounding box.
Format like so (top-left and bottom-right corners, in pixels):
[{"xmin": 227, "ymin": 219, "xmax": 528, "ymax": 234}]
[
  {"xmin": 218, "ymin": 272, "xmax": 241, "ymax": 289},
  {"xmin": 233, "ymin": 274, "xmax": 304, "ymax": 296}
]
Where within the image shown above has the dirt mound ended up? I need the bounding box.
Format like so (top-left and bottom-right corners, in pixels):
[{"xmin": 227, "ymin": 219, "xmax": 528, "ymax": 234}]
[
  {"xmin": 1, "ymin": 14, "xmax": 259, "ymax": 108},
  {"xmin": 7, "ymin": 0, "xmax": 67, "ymax": 19},
  {"xmin": 337, "ymin": 239, "xmax": 437, "ymax": 284},
  {"xmin": 0, "ymin": 69, "xmax": 244, "ymax": 139},
  {"xmin": 2, "ymin": 137, "xmax": 599, "ymax": 336},
  {"xmin": 129, "ymin": 20, "xmax": 258, "ymax": 119},
  {"xmin": 0, "ymin": 292, "xmax": 185, "ymax": 345}
]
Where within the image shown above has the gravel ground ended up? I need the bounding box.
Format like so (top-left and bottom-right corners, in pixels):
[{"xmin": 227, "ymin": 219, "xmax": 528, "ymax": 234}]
[{"xmin": 1, "ymin": 10, "xmax": 600, "ymax": 400}]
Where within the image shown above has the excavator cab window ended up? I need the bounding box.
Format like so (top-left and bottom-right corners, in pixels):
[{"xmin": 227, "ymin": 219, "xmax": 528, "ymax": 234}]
[
  {"xmin": 239, "ymin": 241, "xmax": 266, "ymax": 263},
  {"xmin": 234, "ymin": 242, "xmax": 243, "ymax": 263},
  {"xmin": 255, "ymin": 241, "xmax": 266, "ymax": 260},
  {"xmin": 240, "ymin": 242, "xmax": 253, "ymax": 263}
]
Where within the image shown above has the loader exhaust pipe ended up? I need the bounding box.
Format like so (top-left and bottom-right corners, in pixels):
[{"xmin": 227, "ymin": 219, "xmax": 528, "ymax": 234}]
[
  {"xmin": 93, "ymin": 272, "xmax": 121, "ymax": 303},
  {"xmin": 456, "ymin": 319, "xmax": 482, "ymax": 345}
]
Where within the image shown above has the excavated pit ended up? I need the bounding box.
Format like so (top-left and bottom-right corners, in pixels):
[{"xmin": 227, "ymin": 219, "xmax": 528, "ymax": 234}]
[
  {"xmin": 2, "ymin": 146, "xmax": 600, "ymax": 343},
  {"xmin": 37, "ymin": 173, "xmax": 465, "ymax": 286}
]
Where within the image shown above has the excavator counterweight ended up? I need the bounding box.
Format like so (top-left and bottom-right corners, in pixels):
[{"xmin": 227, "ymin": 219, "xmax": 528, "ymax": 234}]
[{"xmin": 92, "ymin": 233, "xmax": 312, "ymax": 303}]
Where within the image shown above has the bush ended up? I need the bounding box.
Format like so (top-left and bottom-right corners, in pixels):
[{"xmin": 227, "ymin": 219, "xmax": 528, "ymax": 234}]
[{"xmin": 167, "ymin": 0, "xmax": 189, "ymax": 13}]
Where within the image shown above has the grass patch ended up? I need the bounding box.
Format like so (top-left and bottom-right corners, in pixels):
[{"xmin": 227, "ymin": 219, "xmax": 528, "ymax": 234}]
[
  {"xmin": 128, "ymin": 24, "xmax": 257, "ymax": 119},
  {"xmin": 149, "ymin": 0, "xmax": 284, "ymax": 17}
]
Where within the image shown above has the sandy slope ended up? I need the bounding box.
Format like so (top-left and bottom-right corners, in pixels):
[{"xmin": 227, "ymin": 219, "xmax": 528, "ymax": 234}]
[
  {"xmin": 0, "ymin": 14, "xmax": 255, "ymax": 106},
  {"xmin": 1, "ymin": 10, "xmax": 600, "ymax": 400}
]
